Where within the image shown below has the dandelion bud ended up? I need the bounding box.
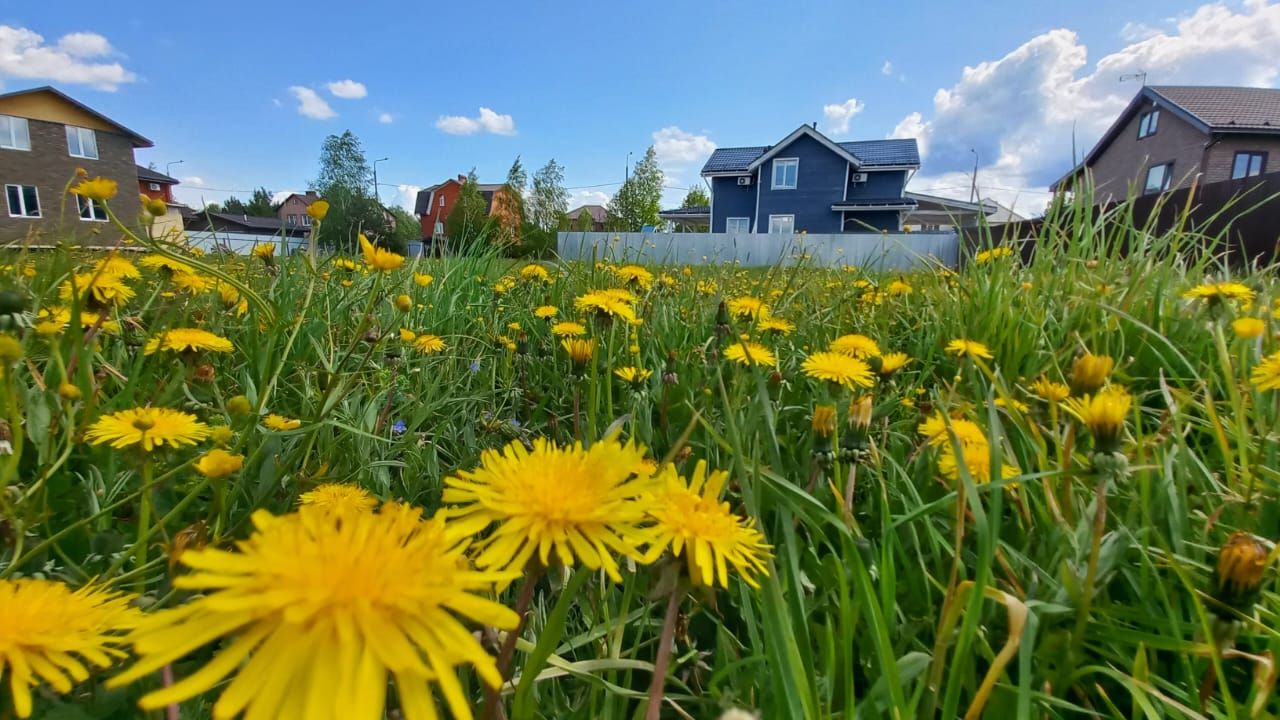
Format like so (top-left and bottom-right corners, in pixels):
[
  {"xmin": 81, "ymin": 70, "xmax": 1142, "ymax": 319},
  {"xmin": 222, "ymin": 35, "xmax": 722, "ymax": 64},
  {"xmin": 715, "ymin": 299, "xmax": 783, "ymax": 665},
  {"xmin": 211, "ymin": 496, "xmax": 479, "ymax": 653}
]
[
  {"xmin": 142, "ymin": 196, "xmax": 168, "ymax": 217},
  {"xmin": 1070, "ymin": 352, "xmax": 1114, "ymax": 395},
  {"xmin": 0, "ymin": 334, "xmax": 23, "ymax": 365},
  {"xmin": 1233, "ymin": 317, "xmax": 1265, "ymax": 339},
  {"xmin": 1065, "ymin": 386, "xmax": 1131, "ymax": 455},
  {"xmin": 393, "ymin": 294, "xmax": 412, "ymax": 312},
  {"xmin": 561, "ymin": 338, "xmax": 595, "ymax": 375},
  {"xmin": 1211, "ymin": 532, "xmax": 1270, "ymax": 617},
  {"xmin": 58, "ymin": 383, "xmax": 82, "ymax": 401},
  {"xmin": 193, "ymin": 363, "xmax": 216, "ymax": 383},
  {"xmin": 227, "ymin": 395, "xmax": 252, "ymax": 416},
  {"xmin": 209, "ymin": 425, "xmax": 234, "ymax": 447},
  {"xmin": 662, "ymin": 350, "xmax": 679, "ymax": 385},
  {"xmin": 849, "ymin": 396, "xmax": 873, "ymax": 432},
  {"xmin": 812, "ymin": 405, "xmax": 836, "ymax": 438}
]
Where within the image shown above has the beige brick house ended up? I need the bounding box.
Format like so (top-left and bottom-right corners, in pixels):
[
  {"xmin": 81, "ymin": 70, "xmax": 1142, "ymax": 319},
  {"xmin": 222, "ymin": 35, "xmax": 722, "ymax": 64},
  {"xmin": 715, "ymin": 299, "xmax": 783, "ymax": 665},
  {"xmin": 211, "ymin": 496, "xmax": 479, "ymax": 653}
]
[
  {"xmin": 0, "ymin": 86, "xmax": 153, "ymax": 244},
  {"xmin": 1054, "ymin": 86, "xmax": 1280, "ymax": 200}
]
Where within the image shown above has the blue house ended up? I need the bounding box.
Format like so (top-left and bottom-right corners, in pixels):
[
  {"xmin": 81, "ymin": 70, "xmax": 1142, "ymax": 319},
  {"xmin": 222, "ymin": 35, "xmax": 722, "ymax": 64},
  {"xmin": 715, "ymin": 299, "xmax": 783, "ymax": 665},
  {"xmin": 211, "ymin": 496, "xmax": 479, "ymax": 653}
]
[{"xmin": 700, "ymin": 124, "xmax": 920, "ymax": 234}]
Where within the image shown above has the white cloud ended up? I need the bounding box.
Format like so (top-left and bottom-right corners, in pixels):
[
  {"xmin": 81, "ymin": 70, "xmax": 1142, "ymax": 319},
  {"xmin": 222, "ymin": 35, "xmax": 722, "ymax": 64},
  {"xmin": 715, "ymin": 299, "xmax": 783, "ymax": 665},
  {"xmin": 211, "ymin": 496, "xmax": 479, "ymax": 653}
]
[
  {"xmin": 271, "ymin": 98, "xmax": 283, "ymax": 107},
  {"xmin": 435, "ymin": 107, "xmax": 516, "ymax": 135},
  {"xmin": 288, "ymin": 86, "xmax": 336, "ymax": 120},
  {"xmin": 896, "ymin": 0, "xmax": 1280, "ymax": 216},
  {"xmin": 269, "ymin": 190, "xmax": 300, "ymax": 205},
  {"xmin": 0, "ymin": 25, "xmax": 135, "ymax": 90},
  {"xmin": 881, "ymin": 60, "xmax": 894, "ymax": 75},
  {"xmin": 567, "ymin": 189, "xmax": 610, "ymax": 209},
  {"xmin": 378, "ymin": 112, "xmax": 395, "ymax": 124},
  {"xmin": 1119, "ymin": 21, "xmax": 1162, "ymax": 42},
  {"xmin": 326, "ymin": 79, "xmax": 367, "ymax": 99},
  {"xmin": 395, "ymin": 184, "xmax": 421, "ymax": 212},
  {"xmin": 652, "ymin": 126, "xmax": 717, "ymax": 167},
  {"xmin": 181, "ymin": 176, "xmax": 204, "ymax": 185},
  {"xmin": 822, "ymin": 97, "xmax": 866, "ymax": 135}
]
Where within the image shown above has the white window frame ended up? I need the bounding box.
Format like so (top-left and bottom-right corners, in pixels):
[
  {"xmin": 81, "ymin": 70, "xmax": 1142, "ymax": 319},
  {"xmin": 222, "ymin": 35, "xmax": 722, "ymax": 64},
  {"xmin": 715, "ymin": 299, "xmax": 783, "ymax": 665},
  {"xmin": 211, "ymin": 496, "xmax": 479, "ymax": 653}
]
[
  {"xmin": 767, "ymin": 214, "xmax": 795, "ymax": 234},
  {"xmin": 5, "ymin": 184, "xmax": 40, "ymax": 218},
  {"xmin": 725, "ymin": 217, "xmax": 750, "ymax": 233},
  {"xmin": 76, "ymin": 195, "xmax": 108, "ymax": 222},
  {"xmin": 148, "ymin": 182, "xmax": 162, "ymax": 191},
  {"xmin": 0, "ymin": 115, "xmax": 30, "ymax": 151},
  {"xmin": 1137, "ymin": 110, "xmax": 1159, "ymax": 139},
  {"xmin": 66, "ymin": 125, "xmax": 99, "ymax": 159},
  {"xmin": 1144, "ymin": 162, "xmax": 1173, "ymax": 195},
  {"xmin": 439, "ymin": 195, "xmax": 446, "ymax": 208},
  {"xmin": 302, "ymin": 214, "xmax": 312, "ymax": 227},
  {"xmin": 771, "ymin": 158, "xmax": 798, "ymax": 190},
  {"xmin": 286, "ymin": 214, "xmax": 298, "ymax": 226}
]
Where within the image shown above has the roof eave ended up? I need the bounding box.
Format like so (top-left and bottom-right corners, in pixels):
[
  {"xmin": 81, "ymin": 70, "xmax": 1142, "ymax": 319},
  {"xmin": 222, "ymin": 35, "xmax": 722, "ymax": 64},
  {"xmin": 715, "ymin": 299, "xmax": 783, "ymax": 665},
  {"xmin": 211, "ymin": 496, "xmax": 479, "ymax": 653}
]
[{"xmin": 745, "ymin": 125, "xmax": 863, "ymax": 172}]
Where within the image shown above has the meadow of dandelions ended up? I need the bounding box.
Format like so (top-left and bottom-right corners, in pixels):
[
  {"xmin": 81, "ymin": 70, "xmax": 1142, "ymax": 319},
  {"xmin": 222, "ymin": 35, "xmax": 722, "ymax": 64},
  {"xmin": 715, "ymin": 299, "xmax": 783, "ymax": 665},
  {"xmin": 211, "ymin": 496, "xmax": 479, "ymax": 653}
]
[{"xmin": 0, "ymin": 177, "xmax": 1278, "ymax": 718}]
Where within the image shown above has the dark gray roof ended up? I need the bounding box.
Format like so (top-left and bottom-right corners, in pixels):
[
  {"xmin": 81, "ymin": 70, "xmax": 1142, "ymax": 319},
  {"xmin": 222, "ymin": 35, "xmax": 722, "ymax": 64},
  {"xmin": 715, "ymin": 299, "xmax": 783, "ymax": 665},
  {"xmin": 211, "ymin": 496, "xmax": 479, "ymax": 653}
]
[
  {"xmin": 567, "ymin": 204, "xmax": 607, "ymax": 222},
  {"xmin": 831, "ymin": 197, "xmax": 919, "ymax": 209},
  {"xmin": 136, "ymin": 165, "xmax": 179, "ymax": 185},
  {"xmin": 189, "ymin": 212, "xmax": 304, "ymax": 234},
  {"xmin": 702, "ymin": 138, "xmax": 919, "ymax": 174},
  {"xmin": 1149, "ymin": 86, "xmax": 1280, "ymax": 132}
]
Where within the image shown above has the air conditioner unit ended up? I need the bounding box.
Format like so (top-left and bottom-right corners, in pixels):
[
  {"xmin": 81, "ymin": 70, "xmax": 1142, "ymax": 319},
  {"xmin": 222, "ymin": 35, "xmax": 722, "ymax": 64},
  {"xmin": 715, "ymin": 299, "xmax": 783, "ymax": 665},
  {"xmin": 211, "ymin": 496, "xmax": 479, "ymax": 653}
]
[
  {"xmin": 737, "ymin": 176, "xmax": 752, "ymax": 186},
  {"xmin": 850, "ymin": 172, "xmax": 869, "ymax": 183}
]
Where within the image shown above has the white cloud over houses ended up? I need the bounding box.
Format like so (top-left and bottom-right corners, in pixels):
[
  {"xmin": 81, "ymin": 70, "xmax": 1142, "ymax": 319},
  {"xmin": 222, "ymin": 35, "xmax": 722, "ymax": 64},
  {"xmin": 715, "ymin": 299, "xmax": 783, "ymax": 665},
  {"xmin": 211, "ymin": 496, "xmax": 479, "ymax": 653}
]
[
  {"xmin": 653, "ymin": 126, "xmax": 716, "ymax": 167},
  {"xmin": 288, "ymin": 86, "xmax": 336, "ymax": 120},
  {"xmin": 822, "ymin": 97, "xmax": 866, "ymax": 135},
  {"xmin": 897, "ymin": 0, "xmax": 1280, "ymax": 216},
  {"xmin": 0, "ymin": 25, "xmax": 135, "ymax": 91},
  {"xmin": 395, "ymin": 184, "xmax": 421, "ymax": 212},
  {"xmin": 567, "ymin": 189, "xmax": 611, "ymax": 210},
  {"xmin": 435, "ymin": 107, "xmax": 516, "ymax": 135},
  {"xmin": 326, "ymin": 79, "xmax": 367, "ymax": 99}
]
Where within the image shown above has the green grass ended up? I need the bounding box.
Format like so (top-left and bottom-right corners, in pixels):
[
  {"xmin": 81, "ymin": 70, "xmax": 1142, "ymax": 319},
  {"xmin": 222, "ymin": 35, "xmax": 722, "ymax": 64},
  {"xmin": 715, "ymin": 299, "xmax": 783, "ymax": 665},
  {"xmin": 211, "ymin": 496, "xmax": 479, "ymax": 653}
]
[{"xmin": 1, "ymin": 188, "xmax": 1278, "ymax": 719}]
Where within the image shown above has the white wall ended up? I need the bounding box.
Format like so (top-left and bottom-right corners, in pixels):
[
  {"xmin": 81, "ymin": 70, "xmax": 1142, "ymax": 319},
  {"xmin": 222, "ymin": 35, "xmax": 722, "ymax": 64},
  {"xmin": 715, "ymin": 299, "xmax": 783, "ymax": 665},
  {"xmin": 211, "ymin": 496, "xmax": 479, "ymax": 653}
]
[{"xmin": 185, "ymin": 231, "xmax": 309, "ymax": 255}]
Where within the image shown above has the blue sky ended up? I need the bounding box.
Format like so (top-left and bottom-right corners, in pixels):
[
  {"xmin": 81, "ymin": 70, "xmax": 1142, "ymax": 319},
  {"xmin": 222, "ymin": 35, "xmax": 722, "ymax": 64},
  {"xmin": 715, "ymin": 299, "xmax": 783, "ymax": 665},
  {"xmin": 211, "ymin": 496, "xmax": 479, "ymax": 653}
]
[{"xmin": 3, "ymin": 0, "xmax": 1279, "ymax": 215}]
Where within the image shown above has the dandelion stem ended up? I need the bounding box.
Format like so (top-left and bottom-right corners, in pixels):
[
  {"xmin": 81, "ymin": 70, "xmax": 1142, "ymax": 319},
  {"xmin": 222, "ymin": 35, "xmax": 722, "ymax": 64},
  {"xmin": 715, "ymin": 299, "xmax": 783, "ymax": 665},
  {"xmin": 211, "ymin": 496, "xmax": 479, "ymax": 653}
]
[
  {"xmin": 645, "ymin": 586, "xmax": 683, "ymax": 720},
  {"xmin": 134, "ymin": 457, "xmax": 154, "ymax": 594},
  {"xmin": 484, "ymin": 562, "xmax": 543, "ymax": 720},
  {"xmin": 1070, "ymin": 475, "xmax": 1109, "ymax": 663}
]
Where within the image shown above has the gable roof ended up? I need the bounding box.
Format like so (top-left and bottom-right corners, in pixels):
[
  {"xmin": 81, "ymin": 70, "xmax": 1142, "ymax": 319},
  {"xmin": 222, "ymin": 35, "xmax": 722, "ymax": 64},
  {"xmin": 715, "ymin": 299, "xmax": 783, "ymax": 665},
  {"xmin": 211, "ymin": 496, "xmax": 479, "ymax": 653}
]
[
  {"xmin": 136, "ymin": 165, "xmax": 179, "ymax": 185},
  {"xmin": 567, "ymin": 204, "xmax": 607, "ymax": 223},
  {"xmin": 0, "ymin": 86, "xmax": 153, "ymax": 148},
  {"xmin": 702, "ymin": 135, "xmax": 920, "ymax": 175},
  {"xmin": 414, "ymin": 178, "xmax": 507, "ymax": 215},
  {"xmin": 745, "ymin": 125, "xmax": 862, "ymax": 171},
  {"xmin": 1148, "ymin": 85, "xmax": 1280, "ymax": 132}
]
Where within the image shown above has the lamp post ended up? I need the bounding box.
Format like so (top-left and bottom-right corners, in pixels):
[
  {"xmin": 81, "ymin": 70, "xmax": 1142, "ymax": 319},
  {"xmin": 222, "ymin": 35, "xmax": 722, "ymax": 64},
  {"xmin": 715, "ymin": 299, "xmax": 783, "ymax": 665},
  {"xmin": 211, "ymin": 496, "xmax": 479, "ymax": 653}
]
[
  {"xmin": 166, "ymin": 159, "xmax": 184, "ymax": 178},
  {"xmin": 372, "ymin": 157, "xmax": 389, "ymax": 204}
]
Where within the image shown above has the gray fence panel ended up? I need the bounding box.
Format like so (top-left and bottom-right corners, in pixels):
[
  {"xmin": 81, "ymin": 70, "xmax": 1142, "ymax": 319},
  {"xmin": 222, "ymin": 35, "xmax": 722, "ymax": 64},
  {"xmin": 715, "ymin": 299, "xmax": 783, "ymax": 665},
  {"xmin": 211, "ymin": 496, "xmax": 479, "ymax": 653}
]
[{"xmin": 555, "ymin": 231, "xmax": 958, "ymax": 269}]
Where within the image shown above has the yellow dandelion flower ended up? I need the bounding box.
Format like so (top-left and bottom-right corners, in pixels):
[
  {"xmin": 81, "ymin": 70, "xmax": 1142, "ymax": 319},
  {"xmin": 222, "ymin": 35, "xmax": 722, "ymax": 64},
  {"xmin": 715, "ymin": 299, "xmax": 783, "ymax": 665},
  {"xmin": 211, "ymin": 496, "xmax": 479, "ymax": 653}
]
[
  {"xmin": 413, "ymin": 272, "xmax": 433, "ymax": 287},
  {"xmin": 170, "ymin": 272, "xmax": 214, "ymax": 295},
  {"xmin": 1063, "ymin": 386, "xmax": 1132, "ymax": 451},
  {"xmin": 305, "ymin": 199, "xmax": 329, "ymax": 220},
  {"xmin": 399, "ymin": 328, "xmax": 417, "ymax": 342},
  {"xmin": 193, "ymin": 448, "xmax": 245, "ymax": 479},
  {"xmin": 974, "ymin": 246, "xmax": 1014, "ymax": 264},
  {"xmin": 575, "ymin": 290, "xmax": 638, "ymax": 324},
  {"xmin": 1030, "ymin": 377, "xmax": 1071, "ymax": 402},
  {"xmin": 945, "ymin": 338, "xmax": 993, "ymax": 360},
  {"xmin": 887, "ymin": 279, "xmax": 913, "ymax": 295},
  {"xmin": 70, "ymin": 176, "xmax": 118, "ymax": 202},
  {"xmin": 139, "ymin": 254, "xmax": 195, "ymax": 275},
  {"xmin": 85, "ymin": 407, "xmax": 210, "ymax": 451},
  {"xmin": 724, "ymin": 342, "xmax": 777, "ymax": 367},
  {"xmin": 1212, "ymin": 532, "xmax": 1271, "ymax": 612},
  {"xmin": 561, "ymin": 337, "xmax": 596, "ymax": 367},
  {"xmin": 1070, "ymin": 352, "xmax": 1114, "ymax": 395},
  {"xmin": 250, "ymin": 243, "xmax": 276, "ymax": 261},
  {"xmin": 552, "ymin": 321, "xmax": 587, "ymax": 337},
  {"xmin": 143, "ymin": 328, "xmax": 233, "ymax": 355},
  {"xmin": 413, "ymin": 334, "xmax": 446, "ymax": 354},
  {"xmin": 1252, "ymin": 351, "xmax": 1280, "ymax": 391},
  {"xmin": 109, "ymin": 504, "xmax": 519, "ymax": 720},
  {"xmin": 802, "ymin": 351, "xmax": 874, "ymax": 389},
  {"xmin": 333, "ymin": 258, "xmax": 360, "ymax": 273},
  {"xmin": 1233, "ymin": 317, "xmax": 1266, "ymax": 339},
  {"xmin": 829, "ymin": 334, "xmax": 881, "ymax": 358},
  {"xmin": 359, "ymin": 233, "xmax": 404, "ymax": 272},
  {"xmin": 534, "ymin": 305, "xmax": 559, "ymax": 319},
  {"xmin": 443, "ymin": 436, "xmax": 657, "ymax": 580},
  {"xmin": 726, "ymin": 296, "xmax": 768, "ymax": 320},
  {"xmin": 812, "ymin": 404, "xmax": 837, "ymax": 438},
  {"xmin": 757, "ymin": 317, "xmax": 795, "ymax": 335},
  {"xmin": 918, "ymin": 413, "xmax": 987, "ymax": 448},
  {"xmin": 877, "ymin": 352, "xmax": 910, "ymax": 375},
  {"xmin": 613, "ymin": 264, "xmax": 654, "ymax": 289},
  {"xmin": 92, "ymin": 254, "xmax": 140, "ymax": 279},
  {"xmin": 614, "ymin": 366, "xmax": 652, "ymax": 384},
  {"xmin": 994, "ymin": 397, "xmax": 1029, "ymax": 413},
  {"xmin": 263, "ymin": 414, "xmax": 302, "ymax": 431},
  {"xmin": 0, "ymin": 579, "xmax": 140, "ymax": 718},
  {"xmin": 938, "ymin": 443, "xmax": 1020, "ymax": 485},
  {"xmin": 299, "ymin": 483, "xmax": 378, "ymax": 515},
  {"xmin": 1184, "ymin": 281, "xmax": 1254, "ymax": 304},
  {"xmin": 641, "ymin": 461, "xmax": 772, "ymax": 588},
  {"xmin": 59, "ymin": 272, "xmax": 134, "ymax": 307},
  {"xmin": 519, "ymin": 264, "xmax": 550, "ymax": 282}
]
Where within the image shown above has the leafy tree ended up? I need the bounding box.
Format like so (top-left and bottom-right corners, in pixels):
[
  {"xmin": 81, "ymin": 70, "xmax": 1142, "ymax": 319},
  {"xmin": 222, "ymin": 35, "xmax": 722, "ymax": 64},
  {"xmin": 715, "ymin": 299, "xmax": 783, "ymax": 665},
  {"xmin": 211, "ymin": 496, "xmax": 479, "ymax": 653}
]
[
  {"xmin": 244, "ymin": 187, "xmax": 275, "ymax": 217},
  {"xmin": 606, "ymin": 146, "xmax": 664, "ymax": 231},
  {"xmin": 528, "ymin": 159, "xmax": 567, "ymax": 231},
  {"xmin": 221, "ymin": 196, "xmax": 248, "ymax": 215},
  {"xmin": 495, "ymin": 157, "xmax": 527, "ymax": 246},
  {"xmin": 681, "ymin": 186, "xmax": 710, "ymax": 209},
  {"xmin": 384, "ymin": 206, "xmax": 419, "ymax": 255},
  {"xmin": 202, "ymin": 202, "xmax": 223, "ymax": 214},
  {"xmin": 314, "ymin": 130, "xmax": 371, "ymax": 194},
  {"xmin": 445, "ymin": 171, "xmax": 493, "ymax": 251},
  {"xmin": 574, "ymin": 208, "xmax": 596, "ymax": 231}
]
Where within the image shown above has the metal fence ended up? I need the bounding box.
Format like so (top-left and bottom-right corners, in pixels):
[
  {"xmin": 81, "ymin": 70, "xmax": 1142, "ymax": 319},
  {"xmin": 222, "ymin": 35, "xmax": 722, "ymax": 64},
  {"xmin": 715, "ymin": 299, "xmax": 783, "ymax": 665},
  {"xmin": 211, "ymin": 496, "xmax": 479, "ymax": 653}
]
[
  {"xmin": 556, "ymin": 231, "xmax": 959, "ymax": 269},
  {"xmin": 186, "ymin": 231, "xmax": 309, "ymax": 255}
]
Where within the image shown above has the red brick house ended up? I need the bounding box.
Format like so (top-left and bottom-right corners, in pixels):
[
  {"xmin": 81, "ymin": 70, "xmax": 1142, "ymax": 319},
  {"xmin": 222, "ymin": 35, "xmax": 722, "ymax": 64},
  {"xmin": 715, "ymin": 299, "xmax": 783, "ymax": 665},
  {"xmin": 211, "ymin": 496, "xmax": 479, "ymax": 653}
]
[
  {"xmin": 414, "ymin": 175, "xmax": 517, "ymax": 240},
  {"xmin": 137, "ymin": 165, "xmax": 178, "ymax": 203},
  {"xmin": 276, "ymin": 191, "xmax": 321, "ymax": 229}
]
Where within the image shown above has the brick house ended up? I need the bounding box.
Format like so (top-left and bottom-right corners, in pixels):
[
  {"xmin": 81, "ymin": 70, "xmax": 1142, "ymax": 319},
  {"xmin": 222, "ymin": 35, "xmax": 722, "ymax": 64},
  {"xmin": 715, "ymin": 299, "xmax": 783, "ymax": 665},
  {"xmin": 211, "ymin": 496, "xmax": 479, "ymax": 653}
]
[
  {"xmin": 137, "ymin": 165, "xmax": 178, "ymax": 203},
  {"xmin": 566, "ymin": 204, "xmax": 607, "ymax": 231},
  {"xmin": 1054, "ymin": 86, "xmax": 1280, "ymax": 199},
  {"xmin": 136, "ymin": 165, "xmax": 186, "ymax": 242},
  {"xmin": 414, "ymin": 175, "xmax": 517, "ymax": 240},
  {"xmin": 0, "ymin": 86, "xmax": 152, "ymax": 243},
  {"xmin": 277, "ymin": 191, "xmax": 321, "ymax": 230}
]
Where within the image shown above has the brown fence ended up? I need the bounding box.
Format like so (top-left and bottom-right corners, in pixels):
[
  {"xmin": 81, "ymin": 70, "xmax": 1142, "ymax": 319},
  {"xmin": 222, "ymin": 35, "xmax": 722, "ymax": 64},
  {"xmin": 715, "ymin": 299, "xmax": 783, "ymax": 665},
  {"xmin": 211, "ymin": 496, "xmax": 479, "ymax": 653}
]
[{"xmin": 963, "ymin": 171, "xmax": 1280, "ymax": 265}]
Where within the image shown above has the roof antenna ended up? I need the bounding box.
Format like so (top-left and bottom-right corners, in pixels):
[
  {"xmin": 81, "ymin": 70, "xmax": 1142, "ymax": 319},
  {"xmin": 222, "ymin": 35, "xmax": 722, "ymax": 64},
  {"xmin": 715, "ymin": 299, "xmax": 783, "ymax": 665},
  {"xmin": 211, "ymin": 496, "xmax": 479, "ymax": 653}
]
[{"xmin": 1119, "ymin": 71, "xmax": 1147, "ymax": 86}]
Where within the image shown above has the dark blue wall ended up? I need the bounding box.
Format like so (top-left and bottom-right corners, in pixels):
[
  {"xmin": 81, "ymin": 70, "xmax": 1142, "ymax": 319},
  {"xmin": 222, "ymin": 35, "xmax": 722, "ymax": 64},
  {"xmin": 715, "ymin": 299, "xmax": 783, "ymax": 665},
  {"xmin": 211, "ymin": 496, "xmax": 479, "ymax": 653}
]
[
  {"xmin": 848, "ymin": 170, "xmax": 907, "ymax": 200},
  {"xmin": 843, "ymin": 211, "xmax": 902, "ymax": 232},
  {"xmin": 756, "ymin": 134, "xmax": 847, "ymax": 233},
  {"xmin": 710, "ymin": 175, "xmax": 757, "ymax": 232}
]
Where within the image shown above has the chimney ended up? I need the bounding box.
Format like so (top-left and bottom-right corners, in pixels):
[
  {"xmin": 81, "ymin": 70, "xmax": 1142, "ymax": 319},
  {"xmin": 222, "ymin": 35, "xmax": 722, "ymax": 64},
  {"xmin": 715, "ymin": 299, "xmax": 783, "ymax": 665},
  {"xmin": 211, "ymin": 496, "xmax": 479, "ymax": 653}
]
[
  {"xmin": 457, "ymin": 174, "xmax": 466, "ymax": 183},
  {"xmin": 812, "ymin": 121, "xmax": 817, "ymax": 129}
]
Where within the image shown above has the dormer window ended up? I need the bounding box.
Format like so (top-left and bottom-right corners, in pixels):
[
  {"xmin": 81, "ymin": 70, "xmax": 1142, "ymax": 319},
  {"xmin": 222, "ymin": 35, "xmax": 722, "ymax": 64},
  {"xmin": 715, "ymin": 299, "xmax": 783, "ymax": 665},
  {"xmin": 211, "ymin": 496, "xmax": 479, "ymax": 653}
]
[{"xmin": 1137, "ymin": 110, "xmax": 1160, "ymax": 139}]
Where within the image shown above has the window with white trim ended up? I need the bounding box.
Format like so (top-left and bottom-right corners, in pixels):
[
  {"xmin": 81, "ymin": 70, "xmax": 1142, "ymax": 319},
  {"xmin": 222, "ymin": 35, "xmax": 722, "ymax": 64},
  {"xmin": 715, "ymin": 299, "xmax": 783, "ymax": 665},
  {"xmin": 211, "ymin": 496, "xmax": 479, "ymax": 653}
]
[
  {"xmin": 1144, "ymin": 162, "xmax": 1173, "ymax": 194},
  {"xmin": 0, "ymin": 116, "xmax": 30, "ymax": 150},
  {"xmin": 77, "ymin": 195, "xmax": 107, "ymax": 221},
  {"xmin": 1232, "ymin": 151, "xmax": 1266, "ymax": 180},
  {"xmin": 439, "ymin": 196, "xmax": 445, "ymax": 208},
  {"xmin": 302, "ymin": 214, "xmax": 312, "ymax": 227},
  {"xmin": 767, "ymin": 214, "xmax": 795, "ymax": 234},
  {"xmin": 148, "ymin": 182, "xmax": 162, "ymax": 191},
  {"xmin": 66, "ymin": 126, "xmax": 98, "ymax": 159},
  {"xmin": 725, "ymin": 217, "xmax": 750, "ymax": 233},
  {"xmin": 771, "ymin": 158, "xmax": 798, "ymax": 190},
  {"xmin": 5, "ymin": 185, "xmax": 40, "ymax": 218},
  {"xmin": 287, "ymin": 214, "xmax": 298, "ymax": 226},
  {"xmin": 1137, "ymin": 110, "xmax": 1159, "ymax": 139}
]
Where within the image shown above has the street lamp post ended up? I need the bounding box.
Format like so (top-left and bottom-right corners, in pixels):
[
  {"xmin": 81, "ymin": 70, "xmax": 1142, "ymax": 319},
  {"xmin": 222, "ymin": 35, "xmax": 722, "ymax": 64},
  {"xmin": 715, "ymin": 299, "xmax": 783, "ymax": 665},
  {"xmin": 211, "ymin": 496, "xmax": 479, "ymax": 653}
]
[
  {"xmin": 166, "ymin": 160, "xmax": 184, "ymax": 178},
  {"xmin": 372, "ymin": 157, "xmax": 389, "ymax": 204}
]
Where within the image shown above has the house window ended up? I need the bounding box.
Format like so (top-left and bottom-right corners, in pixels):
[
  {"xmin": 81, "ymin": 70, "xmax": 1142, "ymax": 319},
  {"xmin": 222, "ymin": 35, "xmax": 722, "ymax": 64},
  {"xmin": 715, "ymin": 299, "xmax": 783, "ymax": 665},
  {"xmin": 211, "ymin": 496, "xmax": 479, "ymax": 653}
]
[
  {"xmin": 726, "ymin": 217, "xmax": 750, "ymax": 233},
  {"xmin": 1137, "ymin": 110, "xmax": 1160, "ymax": 139},
  {"xmin": 148, "ymin": 182, "xmax": 162, "ymax": 191},
  {"xmin": 1144, "ymin": 162, "xmax": 1173, "ymax": 194},
  {"xmin": 287, "ymin": 214, "xmax": 298, "ymax": 226},
  {"xmin": 65, "ymin": 126, "xmax": 98, "ymax": 159},
  {"xmin": 0, "ymin": 115, "xmax": 30, "ymax": 150},
  {"xmin": 767, "ymin": 214, "xmax": 795, "ymax": 234},
  {"xmin": 302, "ymin": 215, "xmax": 312, "ymax": 227},
  {"xmin": 5, "ymin": 185, "xmax": 40, "ymax": 218},
  {"xmin": 439, "ymin": 196, "xmax": 445, "ymax": 208},
  {"xmin": 76, "ymin": 195, "xmax": 107, "ymax": 222},
  {"xmin": 1232, "ymin": 151, "xmax": 1267, "ymax": 180},
  {"xmin": 771, "ymin": 158, "xmax": 798, "ymax": 190}
]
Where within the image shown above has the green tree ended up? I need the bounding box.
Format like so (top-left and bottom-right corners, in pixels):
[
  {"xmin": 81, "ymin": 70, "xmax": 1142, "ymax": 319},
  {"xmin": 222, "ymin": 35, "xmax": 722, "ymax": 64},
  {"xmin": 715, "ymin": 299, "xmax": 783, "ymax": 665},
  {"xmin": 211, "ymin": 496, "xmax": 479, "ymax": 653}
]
[
  {"xmin": 445, "ymin": 171, "xmax": 493, "ymax": 252},
  {"xmin": 574, "ymin": 208, "xmax": 596, "ymax": 231},
  {"xmin": 221, "ymin": 196, "xmax": 248, "ymax": 215},
  {"xmin": 680, "ymin": 186, "xmax": 710, "ymax": 209},
  {"xmin": 314, "ymin": 130, "xmax": 371, "ymax": 194},
  {"xmin": 386, "ymin": 206, "xmax": 419, "ymax": 255},
  {"xmin": 311, "ymin": 130, "xmax": 388, "ymax": 252},
  {"xmin": 245, "ymin": 187, "xmax": 275, "ymax": 217},
  {"xmin": 202, "ymin": 201, "xmax": 223, "ymax": 214},
  {"xmin": 528, "ymin": 159, "xmax": 567, "ymax": 231},
  {"xmin": 606, "ymin": 146, "xmax": 664, "ymax": 231}
]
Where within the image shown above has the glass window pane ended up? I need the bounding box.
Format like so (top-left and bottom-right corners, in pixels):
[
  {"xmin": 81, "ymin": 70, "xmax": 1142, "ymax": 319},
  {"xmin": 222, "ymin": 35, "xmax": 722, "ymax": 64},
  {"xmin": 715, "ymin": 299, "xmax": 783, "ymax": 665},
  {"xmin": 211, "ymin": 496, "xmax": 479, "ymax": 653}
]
[
  {"xmin": 22, "ymin": 186, "xmax": 38, "ymax": 216},
  {"xmin": 0, "ymin": 116, "xmax": 9, "ymax": 146},
  {"xmin": 14, "ymin": 118, "xmax": 28, "ymax": 150},
  {"xmin": 1149, "ymin": 111, "xmax": 1158, "ymax": 133},
  {"xmin": 1145, "ymin": 165, "xmax": 1165, "ymax": 193},
  {"xmin": 6, "ymin": 185, "xmax": 19, "ymax": 214},
  {"xmin": 1250, "ymin": 154, "xmax": 1263, "ymax": 176},
  {"xmin": 81, "ymin": 129, "xmax": 97, "ymax": 159},
  {"xmin": 1233, "ymin": 154, "xmax": 1249, "ymax": 179}
]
